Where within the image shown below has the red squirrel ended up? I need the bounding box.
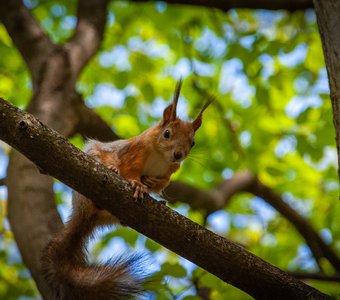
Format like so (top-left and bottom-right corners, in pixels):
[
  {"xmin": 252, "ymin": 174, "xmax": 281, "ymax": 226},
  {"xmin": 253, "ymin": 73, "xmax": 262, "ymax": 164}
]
[{"xmin": 41, "ymin": 80, "xmax": 213, "ymax": 299}]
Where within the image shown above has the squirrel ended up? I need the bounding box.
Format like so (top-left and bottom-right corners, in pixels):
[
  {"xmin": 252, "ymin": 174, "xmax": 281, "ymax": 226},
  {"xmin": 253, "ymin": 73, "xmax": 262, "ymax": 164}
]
[{"xmin": 41, "ymin": 80, "xmax": 213, "ymax": 299}]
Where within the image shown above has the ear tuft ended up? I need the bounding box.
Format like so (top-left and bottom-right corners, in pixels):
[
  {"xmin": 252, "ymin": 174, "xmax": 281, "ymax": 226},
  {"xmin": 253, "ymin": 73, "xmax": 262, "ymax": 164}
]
[
  {"xmin": 162, "ymin": 79, "xmax": 183, "ymax": 124},
  {"xmin": 192, "ymin": 114, "xmax": 202, "ymax": 132},
  {"xmin": 192, "ymin": 95, "xmax": 214, "ymax": 132}
]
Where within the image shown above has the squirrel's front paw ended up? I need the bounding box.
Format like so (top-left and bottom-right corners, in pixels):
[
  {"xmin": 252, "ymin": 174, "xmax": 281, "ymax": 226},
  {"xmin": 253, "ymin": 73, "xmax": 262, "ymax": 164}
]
[{"xmin": 129, "ymin": 179, "xmax": 148, "ymax": 199}]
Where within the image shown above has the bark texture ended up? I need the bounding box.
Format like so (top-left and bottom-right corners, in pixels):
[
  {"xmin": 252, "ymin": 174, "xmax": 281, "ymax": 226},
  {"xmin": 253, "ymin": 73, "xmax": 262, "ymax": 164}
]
[
  {"xmin": 313, "ymin": 0, "xmax": 340, "ymax": 181},
  {"xmin": 0, "ymin": 98, "xmax": 331, "ymax": 300}
]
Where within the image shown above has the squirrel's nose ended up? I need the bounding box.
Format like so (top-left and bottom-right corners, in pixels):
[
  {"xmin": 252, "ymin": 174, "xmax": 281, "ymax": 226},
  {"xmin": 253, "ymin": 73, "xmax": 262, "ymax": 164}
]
[{"xmin": 174, "ymin": 151, "xmax": 183, "ymax": 161}]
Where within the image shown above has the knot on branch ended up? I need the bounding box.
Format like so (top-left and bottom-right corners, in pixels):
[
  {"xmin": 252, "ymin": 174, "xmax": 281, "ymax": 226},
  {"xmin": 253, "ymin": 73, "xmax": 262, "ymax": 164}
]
[{"xmin": 19, "ymin": 120, "xmax": 28, "ymax": 129}]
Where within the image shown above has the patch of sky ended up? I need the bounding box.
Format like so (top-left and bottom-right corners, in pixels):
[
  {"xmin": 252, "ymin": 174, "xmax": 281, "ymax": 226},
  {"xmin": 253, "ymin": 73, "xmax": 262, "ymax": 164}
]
[
  {"xmin": 172, "ymin": 204, "xmax": 189, "ymax": 218},
  {"xmin": 285, "ymin": 94, "xmax": 322, "ymax": 118},
  {"xmin": 311, "ymin": 68, "xmax": 330, "ymax": 94},
  {"xmin": 0, "ymin": 236, "xmax": 22, "ymax": 264},
  {"xmin": 240, "ymin": 130, "xmax": 252, "ymax": 148},
  {"xmin": 317, "ymin": 147, "xmax": 338, "ymax": 170},
  {"xmin": 222, "ymin": 23, "xmax": 235, "ymax": 41},
  {"xmin": 149, "ymin": 96, "xmax": 188, "ymax": 119},
  {"xmin": 282, "ymin": 192, "xmax": 313, "ymax": 217},
  {"xmin": 99, "ymin": 45, "xmax": 131, "ymax": 71},
  {"xmin": 233, "ymin": 213, "xmax": 262, "ymax": 230},
  {"xmin": 222, "ymin": 168, "xmax": 234, "ymax": 179},
  {"xmin": 304, "ymin": 9, "xmax": 316, "ymax": 25},
  {"xmin": 86, "ymin": 83, "xmax": 125, "ymax": 108},
  {"xmin": 51, "ymin": 4, "xmax": 66, "ymax": 17},
  {"xmin": 294, "ymin": 76, "xmax": 310, "ymax": 94},
  {"xmin": 0, "ymin": 186, "xmax": 7, "ymax": 201},
  {"xmin": 127, "ymin": 36, "xmax": 170, "ymax": 58},
  {"xmin": 23, "ymin": 0, "xmax": 38, "ymax": 9},
  {"xmin": 0, "ymin": 145, "xmax": 8, "ymax": 200},
  {"xmin": 219, "ymin": 59, "xmax": 254, "ymax": 108},
  {"xmin": 166, "ymin": 57, "xmax": 192, "ymax": 79},
  {"xmin": 279, "ymin": 44, "xmax": 307, "ymax": 68},
  {"xmin": 108, "ymin": 11, "xmax": 115, "ymax": 27},
  {"xmin": 289, "ymin": 244, "xmax": 318, "ymax": 271},
  {"xmin": 275, "ymin": 136, "xmax": 297, "ymax": 158},
  {"xmin": 0, "ymin": 147, "xmax": 8, "ymax": 178},
  {"xmin": 319, "ymin": 228, "xmax": 332, "ymax": 244},
  {"xmin": 179, "ymin": 257, "xmax": 197, "ymax": 274},
  {"xmin": 55, "ymin": 183, "xmax": 72, "ymax": 223},
  {"xmin": 61, "ymin": 16, "xmax": 77, "ymax": 31},
  {"xmin": 250, "ymin": 197, "xmax": 277, "ymax": 225},
  {"xmin": 239, "ymin": 35, "xmax": 255, "ymax": 50},
  {"xmin": 303, "ymin": 147, "xmax": 338, "ymax": 172},
  {"xmin": 259, "ymin": 54, "xmax": 275, "ymax": 80},
  {"xmin": 207, "ymin": 210, "xmax": 230, "ymax": 234},
  {"xmin": 192, "ymin": 58, "xmax": 215, "ymax": 77},
  {"xmin": 95, "ymin": 237, "xmax": 129, "ymax": 262},
  {"xmin": 195, "ymin": 28, "xmax": 227, "ymax": 58},
  {"xmin": 125, "ymin": 84, "xmax": 140, "ymax": 97},
  {"xmin": 155, "ymin": 1, "xmax": 167, "ymax": 12},
  {"xmin": 256, "ymin": 10, "xmax": 286, "ymax": 40}
]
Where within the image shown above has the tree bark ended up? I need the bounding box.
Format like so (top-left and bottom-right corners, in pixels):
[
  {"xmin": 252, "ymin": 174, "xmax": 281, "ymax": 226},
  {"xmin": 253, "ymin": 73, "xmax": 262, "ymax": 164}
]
[
  {"xmin": 313, "ymin": 0, "xmax": 340, "ymax": 182},
  {"xmin": 0, "ymin": 98, "xmax": 330, "ymax": 299}
]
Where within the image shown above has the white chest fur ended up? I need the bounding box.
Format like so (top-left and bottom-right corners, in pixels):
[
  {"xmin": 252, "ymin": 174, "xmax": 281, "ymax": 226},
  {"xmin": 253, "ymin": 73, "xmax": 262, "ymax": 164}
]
[{"xmin": 142, "ymin": 151, "xmax": 170, "ymax": 177}]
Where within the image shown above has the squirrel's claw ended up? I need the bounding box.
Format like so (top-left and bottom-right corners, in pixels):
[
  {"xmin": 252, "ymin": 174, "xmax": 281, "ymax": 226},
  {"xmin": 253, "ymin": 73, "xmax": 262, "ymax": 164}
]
[
  {"xmin": 129, "ymin": 179, "xmax": 147, "ymax": 199},
  {"xmin": 108, "ymin": 165, "xmax": 120, "ymax": 175}
]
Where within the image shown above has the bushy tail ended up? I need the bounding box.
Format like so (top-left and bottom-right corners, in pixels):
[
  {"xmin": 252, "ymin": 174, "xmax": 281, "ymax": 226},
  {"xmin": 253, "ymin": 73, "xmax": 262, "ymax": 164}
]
[{"xmin": 41, "ymin": 201, "xmax": 149, "ymax": 300}]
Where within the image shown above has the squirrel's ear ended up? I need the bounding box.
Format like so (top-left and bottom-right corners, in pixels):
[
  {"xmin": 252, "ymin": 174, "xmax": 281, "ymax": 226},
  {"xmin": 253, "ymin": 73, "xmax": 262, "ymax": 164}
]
[
  {"xmin": 192, "ymin": 95, "xmax": 214, "ymax": 132},
  {"xmin": 192, "ymin": 114, "xmax": 202, "ymax": 132},
  {"xmin": 162, "ymin": 79, "xmax": 182, "ymax": 124},
  {"xmin": 162, "ymin": 104, "xmax": 174, "ymax": 123}
]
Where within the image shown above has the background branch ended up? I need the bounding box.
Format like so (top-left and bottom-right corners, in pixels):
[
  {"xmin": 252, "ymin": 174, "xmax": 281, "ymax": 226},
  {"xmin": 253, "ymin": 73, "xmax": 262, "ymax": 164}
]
[
  {"xmin": 76, "ymin": 102, "xmax": 120, "ymax": 141},
  {"xmin": 0, "ymin": 177, "xmax": 5, "ymax": 186},
  {"xmin": 130, "ymin": 0, "xmax": 313, "ymax": 12},
  {"xmin": 67, "ymin": 0, "xmax": 109, "ymax": 77},
  {"xmin": 0, "ymin": 0, "xmax": 54, "ymax": 83},
  {"xmin": 0, "ymin": 98, "xmax": 330, "ymax": 300}
]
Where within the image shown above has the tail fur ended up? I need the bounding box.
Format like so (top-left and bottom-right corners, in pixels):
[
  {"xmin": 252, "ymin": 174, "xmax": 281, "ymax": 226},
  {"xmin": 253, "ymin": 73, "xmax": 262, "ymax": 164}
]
[{"xmin": 41, "ymin": 194, "xmax": 149, "ymax": 299}]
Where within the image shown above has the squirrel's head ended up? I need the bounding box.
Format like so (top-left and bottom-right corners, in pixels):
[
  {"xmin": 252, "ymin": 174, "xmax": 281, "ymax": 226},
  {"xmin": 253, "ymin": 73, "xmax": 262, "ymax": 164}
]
[{"xmin": 155, "ymin": 80, "xmax": 213, "ymax": 164}]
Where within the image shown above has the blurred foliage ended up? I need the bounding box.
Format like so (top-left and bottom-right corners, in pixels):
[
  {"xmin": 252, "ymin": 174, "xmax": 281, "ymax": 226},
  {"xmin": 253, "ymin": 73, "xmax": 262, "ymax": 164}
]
[{"xmin": 0, "ymin": 0, "xmax": 339, "ymax": 299}]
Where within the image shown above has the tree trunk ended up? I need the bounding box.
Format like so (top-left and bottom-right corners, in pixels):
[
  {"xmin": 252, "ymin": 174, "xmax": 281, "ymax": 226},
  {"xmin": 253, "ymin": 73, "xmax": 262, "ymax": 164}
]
[{"xmin": 313, "ymin": 0, "xmax": 340, "ymax": 181}]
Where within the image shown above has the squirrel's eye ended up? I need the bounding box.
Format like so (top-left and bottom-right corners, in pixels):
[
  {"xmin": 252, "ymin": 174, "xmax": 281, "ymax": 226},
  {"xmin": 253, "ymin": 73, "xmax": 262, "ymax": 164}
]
[
  {"xmin": 163, "ymin": 130, "xmax": 170, "ymax": 139},
  {"xmin": 191, "ymin": 141, "xmax": 195, "ymax": 148}
]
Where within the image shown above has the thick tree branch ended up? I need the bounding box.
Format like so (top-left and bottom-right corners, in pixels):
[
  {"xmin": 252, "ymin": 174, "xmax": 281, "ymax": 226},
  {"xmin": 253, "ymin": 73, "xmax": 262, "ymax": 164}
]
[
  {"xmin": 289, "ymin": 272, "xmax": 340, "ymax": 282},
  {"xmin": 0, "ymin": 0, "xmax": 54, "ymax": 82},
  {"xmin": 313, "ymin": 0, "xmax": 340, "ymax": 181},
  {"xmin": 165, "ymin": 171, "xmax": 340, "ymax": 272},
  {"xmin": 67, "ymin": 0, "xmax": 109, "ymax": 77},
  {"xmin": 130, "ymin": 0, "xmax": 313, "ymax": 12},
  {"xmin": 0, "ymin": 98, "xmax": 330, "ymax": 299}
]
